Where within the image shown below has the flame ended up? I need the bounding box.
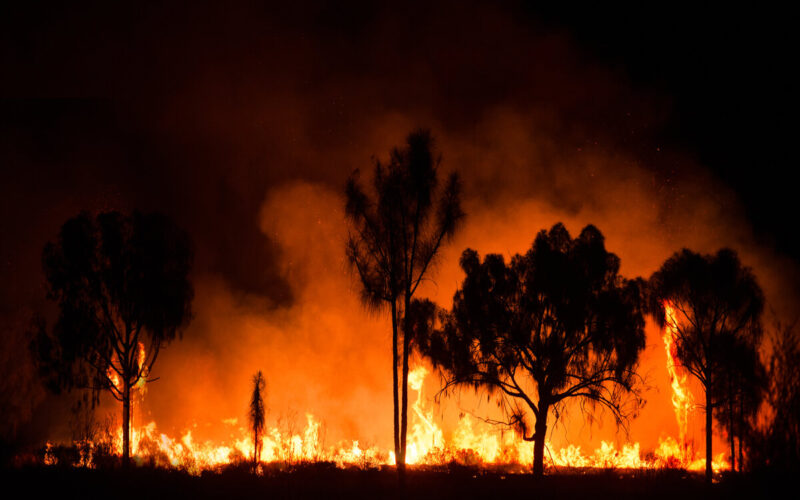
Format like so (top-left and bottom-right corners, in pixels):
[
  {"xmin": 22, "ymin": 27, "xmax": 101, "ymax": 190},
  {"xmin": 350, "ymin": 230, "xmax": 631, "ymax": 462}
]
[
  {"xmin": 44, "ymin": 357, "xmax": 729, "ymax": 474},
  {"xmin": 405, "ymin": 366, "xmax": 445, "ymax": 464},
  {"xmin": 135, "ymin": 342, "xmax": 148, "ymax": 390},
  {"xmin": 106, "ymin": 342, "xmax": 148, "ymax": 393},
  {"xmin": 662, "ymin": 301, "xmax": 694, "ymax": 463}
]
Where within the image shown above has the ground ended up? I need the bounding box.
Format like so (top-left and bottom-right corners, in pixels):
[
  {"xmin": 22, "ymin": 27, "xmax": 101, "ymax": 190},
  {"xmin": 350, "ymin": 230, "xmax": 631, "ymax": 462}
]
[{"xmin": 0, "ymin": 465, "xmax": 784, "ymax": 500}]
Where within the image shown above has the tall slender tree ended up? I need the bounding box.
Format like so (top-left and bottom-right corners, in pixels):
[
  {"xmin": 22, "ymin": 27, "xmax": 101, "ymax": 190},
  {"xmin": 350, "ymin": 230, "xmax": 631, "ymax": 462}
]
[
  {"xmin": 416, "ymin": 223, "xmax": 647, "ymax": 475},
  {"xmin": 249, "ymin": 371, "xmax": 266, "ymax": 466},
  {"xmin": 345, "ymin": 129, "xmax": 463, "ymax": 479},
  {"xmin": 649, "ymin": 248, "xmax": 763, "ymax": 482},
  {"xmin": 32, "ymin": 211, "xmax": 194, "ymax": 466}
]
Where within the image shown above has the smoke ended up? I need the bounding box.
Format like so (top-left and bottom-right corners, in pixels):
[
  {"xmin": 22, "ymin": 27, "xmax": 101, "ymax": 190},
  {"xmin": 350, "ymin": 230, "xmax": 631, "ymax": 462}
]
[
  {"xmin": 1, "ymin": 1, "xmax": 797, "ymax": 455},
  {"xmin": 143, "ymin": 115, "xmax": 798, "ymax": 452}
]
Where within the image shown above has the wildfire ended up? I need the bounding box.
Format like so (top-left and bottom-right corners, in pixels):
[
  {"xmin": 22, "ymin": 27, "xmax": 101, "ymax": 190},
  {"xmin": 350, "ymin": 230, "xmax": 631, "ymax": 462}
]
[
  {"xmin": 405, "ymin": 366, "xmax": 445, "ymax": 464},
  {"xmin": 45, "ymin": 334, "xmax": 729, "ymax": 475},
  {"xmin": 662, "ymin": 301, "xmax": 694, "ymax": 463},
  {"xmin": 106, "ymin": 342, "xmax": 149, "ymax": 393}
]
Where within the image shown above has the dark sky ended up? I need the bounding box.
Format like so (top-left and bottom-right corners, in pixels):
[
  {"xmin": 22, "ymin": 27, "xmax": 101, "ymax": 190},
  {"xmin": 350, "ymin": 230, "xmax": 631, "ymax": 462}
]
[
  {"xmin": 2, "ymin": 3, "xmax": 796, "ymax": 278},
  {"xmin": 533, "ymin": 4, "xmax": 797, "ymax": 256},
  {"xmin": 1, "ymin": 1, "xmax": 797, "ymax": 446}
]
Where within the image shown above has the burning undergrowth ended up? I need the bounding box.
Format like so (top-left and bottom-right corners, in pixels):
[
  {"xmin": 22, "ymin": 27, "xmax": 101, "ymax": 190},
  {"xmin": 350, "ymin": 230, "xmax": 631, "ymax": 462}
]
[{"xmin": 32, "ymin": 362, "xmax": 727, "ymax": 475}]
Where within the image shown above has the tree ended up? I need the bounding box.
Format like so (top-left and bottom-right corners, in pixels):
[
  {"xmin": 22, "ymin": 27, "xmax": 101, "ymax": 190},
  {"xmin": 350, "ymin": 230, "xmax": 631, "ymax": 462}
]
[
  {"xmin": 32, "ymin": 211, "xmax": 194, "ymax": 466},
  {"xmin": 344, "ymin": 129, "xmax": 464, "ymax": 479},
  {"xmin": 649, "ymin": 248, "xmax": 763, "ymax": 482},
  {"xmin": 711, "ymin": 330, "xmax": 765, "ymax": 472},
  {"xmin": 750, "ymin": 319, "xmax": 800, "ymax": 473},
  {"xmin": 417, "ymin": 223, "xmax": 647, "ymax": 476},
  {"xmin": 249, "ymin": 371, "xmax": 266, "ymax": 466}
]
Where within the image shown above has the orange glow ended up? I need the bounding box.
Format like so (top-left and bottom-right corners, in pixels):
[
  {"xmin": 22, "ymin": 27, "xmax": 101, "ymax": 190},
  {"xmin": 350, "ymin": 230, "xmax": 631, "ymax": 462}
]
[
  {"xmin": 106, "ymin": 342, "xmax": 148, "ymax": 394},
  {"xmin": 46, "ymin": 358, "xmax": 729, "ymax": 475},
  {"xmin": 662, "ymin": 301, "xmax": 695, "ymax": 464}
]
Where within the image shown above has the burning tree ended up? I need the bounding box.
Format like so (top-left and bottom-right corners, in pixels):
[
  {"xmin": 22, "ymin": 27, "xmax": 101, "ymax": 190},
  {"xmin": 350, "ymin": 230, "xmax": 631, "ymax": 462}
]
[
  {"xmin": 417, "ymin": 223, "xmax": 647, "ymax": 476},
  {"xmin": 344, "ymin": 129, "xmax": 464, "ymax": 479},
  {"xmin": 249, "ymin": 371, "xmax": 266, "ymax": 466},
  {"xmin": 649, "ymin": 248, "xmax": 763, "ymax": 482},
  {"xmin": 32, "ymin": 211, "xmax": 194, "ymax": 466}
]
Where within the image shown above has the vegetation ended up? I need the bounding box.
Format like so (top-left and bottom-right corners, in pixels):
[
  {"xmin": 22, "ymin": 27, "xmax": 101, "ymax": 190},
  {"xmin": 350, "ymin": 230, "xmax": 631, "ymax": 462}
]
[
  {"xmin": 344, "ymin": 129, "xmax": 464, "ymax": 479},
  {"xmin": 711, "ymin": 330, "xmax": 765, "ymax": 472},
  {"xmin": 416, "ymin": 223, "xmax": 647, "ymax": 475},
  {"xmin": 649, "ymin": 248, "xmax": 764, "ymax": 482},
  {"xmin": 249, "ymin": 371, "xmax": 266, "ymax": 466},
  {"xmin": 31, "ymin": 211, "xmax": 194, "ymax": 466},
  {"xmin": 749, "ymin": 320, "xmax": 800, "ymax": 472}
]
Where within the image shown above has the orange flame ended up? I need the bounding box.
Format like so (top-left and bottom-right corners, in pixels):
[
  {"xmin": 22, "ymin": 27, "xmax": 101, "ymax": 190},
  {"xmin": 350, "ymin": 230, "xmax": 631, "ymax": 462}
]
[
  {"xmin": 662, "ymin": 301, "xmax": 695, "ymax": 464},
  {"xmin": 106, "ymin": 342, "xmax": 148, "ymax": 393},
  {"xmin": 51, "ymin": 351, "xmax": 730, "ymax": 474}
]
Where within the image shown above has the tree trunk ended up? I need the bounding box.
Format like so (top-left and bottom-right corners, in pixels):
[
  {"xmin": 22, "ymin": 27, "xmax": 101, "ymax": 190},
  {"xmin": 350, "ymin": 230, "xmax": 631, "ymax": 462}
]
[
  {"xmin": 254, "ymin": 428, "xmax": 259, "ymax": 466},
  {"xmin": 397, "ymin": 294, "xmax": 412, "ymax": 486},
  {"xmin": 122, "ymin": 377, "xmax": 131, "ymax": 468},
  {"xmin": 705, "ymin": 378, "xmax": 713, "ymax": 483},
  {"xmin": 391, "ymin": 299, "xmax": 402, "ymax": 478},
  {"xmin": 399, "ymin": 295, "xmax": 411, "ymax": 477},
  {"xmin": 729, "ymin": 380, "xmax": 735, "ymax": 472},
  {"xmin": 738, "ymin": 396, "xmax": 744, "ymax": 472},
  {"xmin": 533, "ymin": 405, "xmax": 548, "ymax": 476}
]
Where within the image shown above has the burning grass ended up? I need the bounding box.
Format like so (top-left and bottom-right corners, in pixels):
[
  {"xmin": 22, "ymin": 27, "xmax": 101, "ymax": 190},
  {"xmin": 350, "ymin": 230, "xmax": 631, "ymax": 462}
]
[{"xmin": 27, "ymin": 361, "xmax": 729, "ymax": 476}]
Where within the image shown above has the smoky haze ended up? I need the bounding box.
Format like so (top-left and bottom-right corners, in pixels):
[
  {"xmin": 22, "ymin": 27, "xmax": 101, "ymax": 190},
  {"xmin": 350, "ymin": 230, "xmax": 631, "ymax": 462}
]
[{"xmin": 1, "ymin": 1, "xmax": 796, "ymax": 456}]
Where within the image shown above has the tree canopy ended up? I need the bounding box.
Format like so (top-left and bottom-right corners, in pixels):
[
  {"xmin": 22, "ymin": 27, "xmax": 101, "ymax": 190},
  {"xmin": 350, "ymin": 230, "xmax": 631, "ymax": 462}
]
[
  {"xmin": 418, "ymin": 223, "xmax": 646, "ymax": 475},
  {"xmin": 32, "ymin": 210, "xmax": 194, "ymax": 465}
]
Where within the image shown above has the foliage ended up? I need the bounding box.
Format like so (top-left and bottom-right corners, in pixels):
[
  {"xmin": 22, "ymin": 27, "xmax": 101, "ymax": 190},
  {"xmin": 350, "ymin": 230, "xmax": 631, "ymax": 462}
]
[
  {"xmin": 749, "ymin": 320, "xmax": 800, "ymax": 473},
  {"xmin": 711, "ymin": 329, "xmax": 765, "ymax": 472},
  {"xmin": 32, "ymin": 210, "xmax": 194, "ymax": 464},
  {"xmin": 417, "ymin": 223, "xmax": 647, "ymax": 475},
  {"xmin": 344, "ymin": 129, "xmax": 463, "ymax": 476}
]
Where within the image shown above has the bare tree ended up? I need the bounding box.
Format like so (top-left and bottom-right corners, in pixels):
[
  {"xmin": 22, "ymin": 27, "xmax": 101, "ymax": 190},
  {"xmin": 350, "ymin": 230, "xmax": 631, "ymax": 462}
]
[
  {"xmin": 345, "ymin": 129, "xmax": 463, "ymax": 480},
  {"xmin": 417, "ymin": 223, "xmax": 647, "ymax": 475},
  {"xmin": 249, "ymin": 371, "xmax": 266, "ymax": 466},
  {"xmin": 32, "ymin": 211, "xmax": 194, "ymax": 466},
  {"xmin": 649, "ymin": 248, "xmax": 763, "ymax": 482}
]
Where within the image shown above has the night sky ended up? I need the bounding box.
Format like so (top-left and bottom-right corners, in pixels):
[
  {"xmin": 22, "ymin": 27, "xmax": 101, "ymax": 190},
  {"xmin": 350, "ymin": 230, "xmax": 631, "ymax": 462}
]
[{"xmin": 1, "ymin": 2, "xmax": 797, "ymax": 450}]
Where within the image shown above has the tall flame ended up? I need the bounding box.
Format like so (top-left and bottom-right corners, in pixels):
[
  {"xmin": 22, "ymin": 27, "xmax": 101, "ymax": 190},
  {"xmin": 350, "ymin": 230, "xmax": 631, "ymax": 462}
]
[
  {"xmin": 405, "ymin": 365, "xmax": 445, "ymax": 464},
  {"xmin": 662, "ymin": 301, "xmax": 695, "ymax": 463}
]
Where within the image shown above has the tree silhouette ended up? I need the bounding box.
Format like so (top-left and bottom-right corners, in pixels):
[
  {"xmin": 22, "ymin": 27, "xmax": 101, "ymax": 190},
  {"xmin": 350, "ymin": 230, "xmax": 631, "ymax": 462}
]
[
  {"xmin": 649, "ymin": 248, "xmax": 763, "ymax": 482},
  {"xmin": 750, "ymin": 319, "xmax": 800, "ymax": 472},
  {"xmin": 417, "ymin": 223, "xmax": 646, "ymax": 476},
  {"xmin": 344, "ymin": 129, "xmax": 463, "ymax": 479},
  {"xmin": 31, "ymin": 211, "xmax": 193, "ymax": 467},
  {"xmin": 249, "ymin": 371, "xmax": 266, "ymax": 467},
  {"xmin": 711, "ymin": 330, "xmax": 765, "ymax": 472}
]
